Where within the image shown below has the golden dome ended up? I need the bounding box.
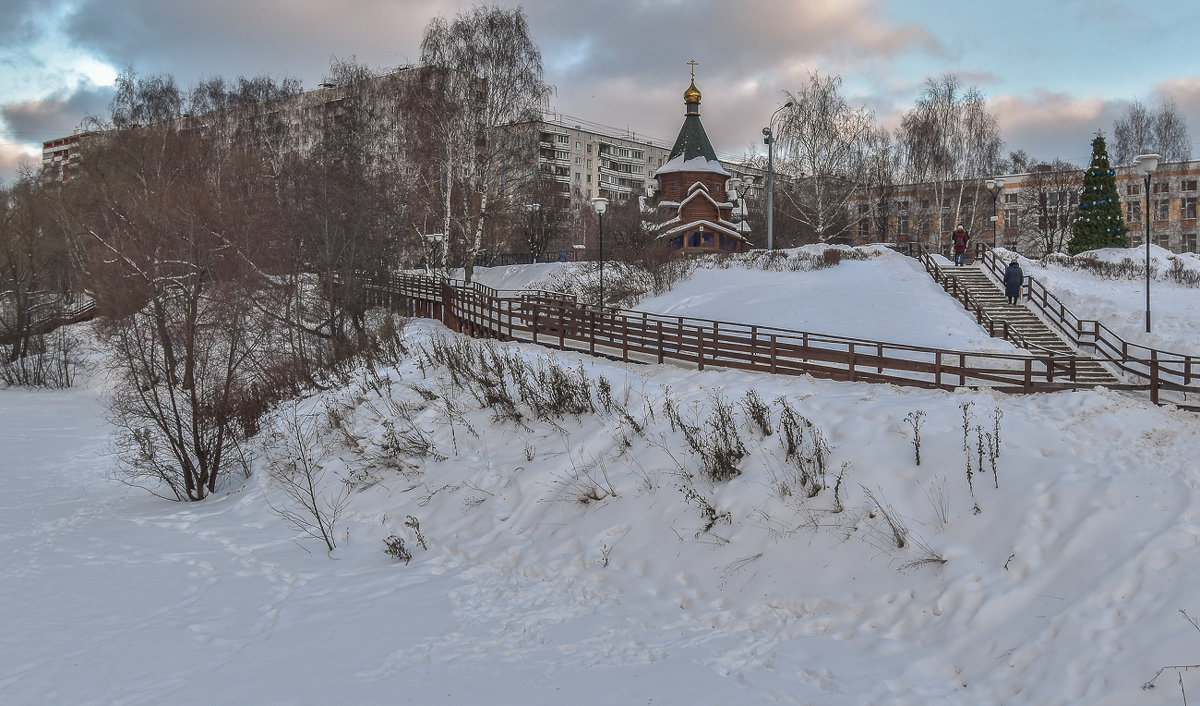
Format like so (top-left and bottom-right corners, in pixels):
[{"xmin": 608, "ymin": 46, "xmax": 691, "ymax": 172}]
[{"xmin": 684, "ymin": 80, "xmax": 701, "ymax": 104}]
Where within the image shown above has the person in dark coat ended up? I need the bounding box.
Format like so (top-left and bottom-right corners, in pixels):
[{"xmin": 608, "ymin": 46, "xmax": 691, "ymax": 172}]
[
  {"xmin": 952, "ymin": 224, "xmax": 969, "ymax": 266},
  {"xmin": 1003, "ymin": 256, "xmax": 1024, "ymax": 304}
]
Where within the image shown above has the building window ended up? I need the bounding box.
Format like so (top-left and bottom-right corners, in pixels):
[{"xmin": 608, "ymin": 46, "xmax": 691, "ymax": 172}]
[
  {"xmin": 1003, "ymin": 208, "xmax": 1018, "ymax": 227},
  {"xmin": 1127, "ymin": 184, "xmax": 1140, "ymax": 196},
  {"xmin": 1184, "ymin": 233, "xmax": 1197, "ymax": 252},
  {"xmin": 897, "ymin": 217, "xmax": 909, "ymax": 236},
  {"xmin": 1153, "ymin": 181, "xmax": 1170, "ymax": 194},
  {"xmin": 586, "ymin": 175, "xmax": 591, "ymax": 183},
  {"xmin": 858, "ymin": 219, "xmax": 870, "ymax": 238},
  {"xmin": 576, "ymin": 141, "xmax": 581, "ymax": 150},
  {"xmin": 1183, "ymin": 197, "xmax": 1197, "ymax": 220},
  {"xmin": 1183, "ymin": 179, "xmax": 1197, "ymax": 192},
  {"xmin": 897, "ymin": 200, "xmax": 909, "ymax": 212},
  {"xmin": 575, "ymin": 157, "xmax": 581, "ymax": 165},
  {"xmin": 1128, "ymin": 202, "xmax": 1142, "ymax": 222},
  {"xmin": 1154, "ymin": 198, "xmax": 1170, "ymax": 221},
  {"xmin": 556, "ymin": 135, "xmax": 569, "ymax": 144},
  {"xmin": 1004, "ymin": 193, "xmax": 1018, "ymax": 204}
]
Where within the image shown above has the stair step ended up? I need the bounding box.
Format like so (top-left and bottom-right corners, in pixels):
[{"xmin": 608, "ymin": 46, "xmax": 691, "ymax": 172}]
[{"xmin": 930, "ymin": 262, "xmax": 1121, "ymax": 386}]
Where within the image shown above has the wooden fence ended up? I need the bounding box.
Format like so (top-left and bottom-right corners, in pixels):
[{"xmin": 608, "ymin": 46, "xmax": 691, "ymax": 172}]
[{"xmin": 342, "ymin": 271, "xmax": 1097, "ymax": 395}]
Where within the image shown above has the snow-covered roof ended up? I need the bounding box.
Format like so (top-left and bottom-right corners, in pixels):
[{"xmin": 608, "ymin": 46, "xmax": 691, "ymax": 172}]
[{"xmin": 654, "ymin": 153, "xmax": 729, "ymax": 177}]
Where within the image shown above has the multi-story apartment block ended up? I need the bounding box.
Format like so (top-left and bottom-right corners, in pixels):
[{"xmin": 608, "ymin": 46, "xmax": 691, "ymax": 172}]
[
  {"xmin": 41, "ymin": 131, "xmax": 95, "ymax": 182},
  {"xmin": 501, "ymin": 112, "xmax": 761, "ymax": 208}
]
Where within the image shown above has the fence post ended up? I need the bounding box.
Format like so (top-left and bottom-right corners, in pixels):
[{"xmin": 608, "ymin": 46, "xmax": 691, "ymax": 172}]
[
  {"xmin": 622, "ymin": 314, "xmax": 629, "ymax": 363},
  {"xmin": 697, "ymin": 326, "xmax": 705, "ymax": 371},
  {"xmin": 1151, "ymin": 350, "xmax": 1160, "ymax": 404},
  {"xmin": 657, "ymin": 320, "xmax": 664, "ymax": 364}
]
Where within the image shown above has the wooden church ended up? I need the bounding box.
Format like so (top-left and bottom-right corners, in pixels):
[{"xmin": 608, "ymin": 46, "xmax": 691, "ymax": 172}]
[{"xmin": 651, "ymin": 65, "xmax": 752, "ymax": 254}]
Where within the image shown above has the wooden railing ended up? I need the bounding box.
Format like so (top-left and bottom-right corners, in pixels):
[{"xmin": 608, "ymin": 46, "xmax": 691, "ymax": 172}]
[
  {"xmin": 917, "ymin": 251, "xmax": 1060, "ymax": 356},
  {"xmin": 978, "ymin": 248, "xmax": 1200, "ymax": 405},
  {"xmin": 0, "ymin": 297, "xmax": 96, "ymax": 346},
  {"xmin": 339, "ymin": 271, "xmax": 1094, "ymax": 395}
]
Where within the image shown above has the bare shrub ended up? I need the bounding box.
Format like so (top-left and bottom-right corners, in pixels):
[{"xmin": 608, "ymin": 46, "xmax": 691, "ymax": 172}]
[
  {"xmin": 904, "ymin": 409, "xmax": 925, "ymax": 466},
  {"xmin": 0, "ymin": 326, "xmax": 79, "ymax": 389},
  {"xmin": 774, "ymin": 397, "xmax": 831, "ymax": 497},
  {"xmin": 383, "ymin": 535, "xmax": 412, "ymax": 564},
  {"xmin": 265, "ymin": 404, "xmax": 349, "ymax": 553},
  {"xmin": 862, "ymin": 485, "xmax": 908, "ymax": 549},
  {"xmin": 680, "ymin": 484, "xmax": 731, "ymax": 536},
  {"xmin": 740, "ymin": 388, "xmax": 773, "ymax": 437}
]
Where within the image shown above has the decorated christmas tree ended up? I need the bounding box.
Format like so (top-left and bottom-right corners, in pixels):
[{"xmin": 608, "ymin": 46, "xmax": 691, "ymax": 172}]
[{"xmin": 1068, "ymin": 132, "xmax": 1129, "ymax": 254}]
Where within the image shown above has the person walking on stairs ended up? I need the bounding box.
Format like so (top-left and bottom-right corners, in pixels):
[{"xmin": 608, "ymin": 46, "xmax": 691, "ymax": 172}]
[
  {"xmin": 1004, "ymin": 256, "xmax": 1024, "ymax": 304},
  {"xmin": 952, "ymin": 224, "xmax": 969, "ymax": 266}
]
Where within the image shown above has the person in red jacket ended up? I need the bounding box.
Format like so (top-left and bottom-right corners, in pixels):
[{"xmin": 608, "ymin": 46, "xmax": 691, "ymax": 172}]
[{"xmin": 952, "ymin": 224, "xmax": 969, "ymax": 266}]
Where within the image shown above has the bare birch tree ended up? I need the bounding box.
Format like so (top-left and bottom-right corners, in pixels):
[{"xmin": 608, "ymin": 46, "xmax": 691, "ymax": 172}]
[
  {"xmin": 418, "ymin": 4, "xmax": 552, "ymax": 282},
  {"xmin": 1111, "ymin": 99, "xmax": 1192, "ymax": 166},
  {"xmin": 896, "ymin": 74, "xmax": 1004, "ymax": 252},
  {"xmin": 776, "ymin": 72, "xmax": 880, "ymax": 243}
]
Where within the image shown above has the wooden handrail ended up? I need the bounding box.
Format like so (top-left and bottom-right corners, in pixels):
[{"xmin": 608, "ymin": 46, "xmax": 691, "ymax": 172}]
[
  {"xmin": 336, "ymin": 270, "xmax": 1102, "ymax": 396},
  {"xmin": 917, "ymin": 252, "xmax": 1060, "ymax": 356},
  {"xmin": 978, "ymin": 249, "xmax": 1200, "ymax": 399}
]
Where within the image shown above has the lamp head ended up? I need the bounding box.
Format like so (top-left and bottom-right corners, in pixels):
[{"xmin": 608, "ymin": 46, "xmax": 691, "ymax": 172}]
[
  {"xmin": 591, "ymin": 196, "xmax": 608, "ymax": 215},
  {"xmin": 985, "ymin": 178, "xmax": 996, "ymax": 190},
  {"xmin": 762, "ymin": 126, "xmax": 772, "ymax": 138},
  {"xmin": 1135, "ymin": 153, "xmax": 1161, "ymax": 175}
]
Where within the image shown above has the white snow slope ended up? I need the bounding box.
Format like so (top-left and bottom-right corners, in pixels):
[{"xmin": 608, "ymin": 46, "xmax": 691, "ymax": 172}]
[{"xmin": 3, "ymin": 246, "xmax": 1200, "ymax": 706}]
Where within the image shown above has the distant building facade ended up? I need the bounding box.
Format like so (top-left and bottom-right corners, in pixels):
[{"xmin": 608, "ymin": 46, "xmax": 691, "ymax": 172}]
[{"xmin": 847, "ymin": 161, "xmax": 1200, "ymax": 256}]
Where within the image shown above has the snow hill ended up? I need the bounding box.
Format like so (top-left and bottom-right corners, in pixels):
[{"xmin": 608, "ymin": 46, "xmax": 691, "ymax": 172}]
[{"xmin": 3, "ymin": 245, "xmax": 1199, "ymax": 705}]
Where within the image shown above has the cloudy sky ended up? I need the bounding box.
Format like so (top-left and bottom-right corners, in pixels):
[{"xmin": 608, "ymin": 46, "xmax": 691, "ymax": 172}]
[{"xmin": 3, "ymin": 0, "xmax": 1200, "ymax": 184}]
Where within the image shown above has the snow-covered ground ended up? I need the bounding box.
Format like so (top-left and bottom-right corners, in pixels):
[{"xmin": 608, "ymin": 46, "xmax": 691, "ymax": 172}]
[{"xmin": 4, "ymin": 247, "xmax": 1200, "ymax": 705}]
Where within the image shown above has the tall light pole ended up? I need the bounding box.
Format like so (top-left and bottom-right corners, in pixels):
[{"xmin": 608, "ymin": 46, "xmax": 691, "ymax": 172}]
[
  {"xmin": 524, "ymin": 202, "xmax": 540, "ymax": 260},
  {"xmin": 762, "ymin": 101, "xmax": 793, "ymax": 250},
  {"xmin": 985, "ymin": 177, "xmax": 1005, "ymax": 249},
  {"xmin": 591, "ymin": 196, "xmax": 608, "ymax": 309},
  {"xmin": 1134, "ymin": 153, "xmax": 1160, "ymax": 333}
]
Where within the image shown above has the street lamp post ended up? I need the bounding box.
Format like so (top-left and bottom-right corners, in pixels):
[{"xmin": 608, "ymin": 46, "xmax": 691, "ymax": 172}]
[
  {"xmin": 1134, "ymin": 153, "xmax": 1160, "ymax": 333},
  {"xmin": 524, "ymin": 203, "xmax": 540, "ymax": 260},
  {"xmin": 985, "ymin": 177, "xmax": 1005, "ymax": 249},
  {"xmin": 762, "ymin": 101, "xmax": 794, "ymax": 251},
  {"xmin": 591, "ymin": 197, "xmax": 608, "ymax": 309}
]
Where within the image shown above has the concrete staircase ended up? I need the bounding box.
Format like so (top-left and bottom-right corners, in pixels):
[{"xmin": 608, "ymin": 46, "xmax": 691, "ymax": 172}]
[{"xmin": 938, "ymin": 264, "xmax": 1120, "ymax": 387}]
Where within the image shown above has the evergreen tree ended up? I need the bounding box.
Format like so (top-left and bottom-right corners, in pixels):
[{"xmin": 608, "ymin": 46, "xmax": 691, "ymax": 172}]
[{"xmin": 1068, "ymin": 132, "xmax": 1129, "ymax": 254}]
